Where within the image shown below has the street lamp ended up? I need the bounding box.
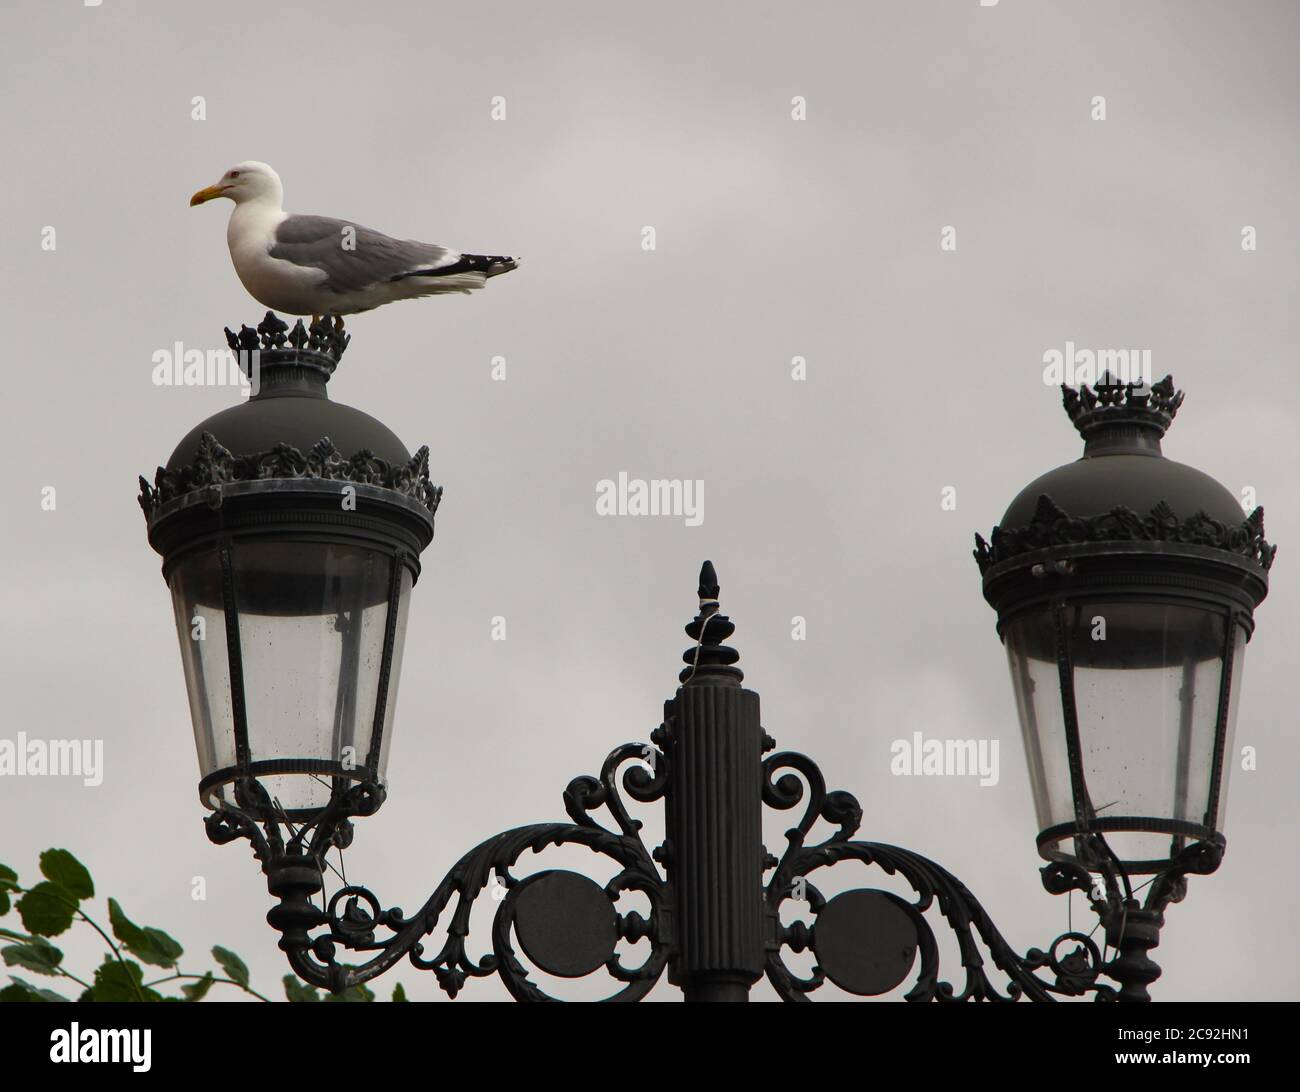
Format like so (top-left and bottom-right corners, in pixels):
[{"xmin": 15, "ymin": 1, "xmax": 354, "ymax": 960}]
[
  {"xmin": 138, "ymin": 314, "xmax": 437, "ymax": 823},
  {"xmin": 139, "ymin": 327, "xmax": 1274, "ymax": 1001}
]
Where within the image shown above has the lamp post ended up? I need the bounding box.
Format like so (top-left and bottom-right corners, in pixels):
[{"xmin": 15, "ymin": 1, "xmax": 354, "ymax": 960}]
[
  {"xmin": 974, "ymin": 372, "xmax": 1274, "ymax": 999},
  {"xmin": 139, "ymin": 325, "xmax": 1274, "ymax": 1001}
]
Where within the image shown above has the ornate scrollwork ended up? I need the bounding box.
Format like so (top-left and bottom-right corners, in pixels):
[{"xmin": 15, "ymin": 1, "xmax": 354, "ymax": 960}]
[
  {"xmin": 207, "ymin": 723, "xmax": 1222, "ymax": 1002},
  {"xmin": 210, "ymin": 733, "xmax": 1199, "ymax": 1002},
  {"xmin": 209, "ymin": 742, "xmax": 672, "ymax": 1001},
  {"xmin": 760, "ymin": 750, "xmax": 1116, "ymax": 1002}
]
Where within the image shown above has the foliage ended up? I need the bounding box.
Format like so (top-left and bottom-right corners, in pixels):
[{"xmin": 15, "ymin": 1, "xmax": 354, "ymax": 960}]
[{"xmin": 0, "ymin": 850, "xmax": 405, "ymax": 1002}]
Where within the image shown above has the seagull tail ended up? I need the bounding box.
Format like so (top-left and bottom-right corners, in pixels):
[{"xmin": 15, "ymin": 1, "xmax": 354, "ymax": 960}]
[
  {"xmin": 391, "ymin": 253, "xmax": 519, "ymax": 291},
  {"xmin": 463, "ymin": 253, "xmax": 519, "ymax": 278}
]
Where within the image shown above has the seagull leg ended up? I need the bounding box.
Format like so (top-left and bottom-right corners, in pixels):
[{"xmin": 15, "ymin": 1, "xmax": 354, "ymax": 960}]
[
  {"xmin": 333, "ymin": 315, "xmax": 346, "ymax": 334},
  {"xmin": 311, "ymin": 314, "xmax": 321, "ymax": 327}
]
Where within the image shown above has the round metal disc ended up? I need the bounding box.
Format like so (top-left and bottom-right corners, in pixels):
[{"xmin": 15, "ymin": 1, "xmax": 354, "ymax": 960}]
[
  {"xmin": 812, "ymin": 888, "xmax": 918, "ymax": 996},
  {"xmin": 513, "ymin": 871, "xmax": 617, "ymax": 978}
]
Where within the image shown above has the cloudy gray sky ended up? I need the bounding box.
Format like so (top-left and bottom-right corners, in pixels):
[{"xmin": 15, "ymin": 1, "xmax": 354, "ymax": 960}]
[{"xmin": 1, "ymin": 0, "xmax": 1296, "ymax": 1001}]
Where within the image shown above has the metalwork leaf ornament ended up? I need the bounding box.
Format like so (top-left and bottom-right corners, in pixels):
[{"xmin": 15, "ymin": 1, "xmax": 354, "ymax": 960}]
[
  {"xmin": 1061, "ymin": 372, "xmax": 1184, "ymax": 437},
  {"xmin": 973, "ymin": 494, "xmax": 1276, "ymax": 574},
  {"xmin": 138, "ymin": 432, "xmax": 442, "ymax": 517},
  {"xmin": 222, "ymin": 311, "xmax": 349, "ymax": 361}
]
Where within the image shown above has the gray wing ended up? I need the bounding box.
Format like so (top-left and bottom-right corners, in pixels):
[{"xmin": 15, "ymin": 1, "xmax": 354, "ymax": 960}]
[{"xmin": 269, "ymin": 214, "xmax": 457, "ymax": 293}]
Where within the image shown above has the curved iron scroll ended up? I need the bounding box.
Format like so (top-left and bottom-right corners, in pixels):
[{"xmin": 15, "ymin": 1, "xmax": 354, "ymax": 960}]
[
  {"xmin": 208, "ymin": 735, "xmax": 1216, "ymax": 1001},
  {"xmin": 761, "ymin": 750, "xmax": 1117, "ymax": 1002},
  {"xmin": 209, "ymin": 742, "xmax": 671, "ymax": 1001}
]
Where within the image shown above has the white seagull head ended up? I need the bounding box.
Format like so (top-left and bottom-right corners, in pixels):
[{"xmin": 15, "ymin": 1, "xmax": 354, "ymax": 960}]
[{"xmin": 190, "ymin": 161, "xmax": 282, "ymax": 208}]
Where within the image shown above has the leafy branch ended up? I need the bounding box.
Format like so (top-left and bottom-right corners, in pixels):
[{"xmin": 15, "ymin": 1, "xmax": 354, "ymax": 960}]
[{"xmin": 0, "ymin": 849, "xmax": 405, "ymax": 1003}]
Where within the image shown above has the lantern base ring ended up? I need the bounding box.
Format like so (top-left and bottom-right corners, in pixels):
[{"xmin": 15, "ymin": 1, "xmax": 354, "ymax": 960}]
[
  {"xmin": 1037, "ymin": 816, "xmax": 1223, "ymax": 876},
  {"xmin": 199, "ymin": 760, "xmax": 384, "ymax": 822}
]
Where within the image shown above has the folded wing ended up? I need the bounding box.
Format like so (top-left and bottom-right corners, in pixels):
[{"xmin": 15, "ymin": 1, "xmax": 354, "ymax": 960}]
[{"xmin": 270, "ymin": 215, "xmax": 458, "ymax": 294}]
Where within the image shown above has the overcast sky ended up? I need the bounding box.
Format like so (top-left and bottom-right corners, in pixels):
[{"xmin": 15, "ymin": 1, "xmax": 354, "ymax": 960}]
[{"xmin": 1, "ymin": 0, "xmax": 1297, "ymax": 1001}]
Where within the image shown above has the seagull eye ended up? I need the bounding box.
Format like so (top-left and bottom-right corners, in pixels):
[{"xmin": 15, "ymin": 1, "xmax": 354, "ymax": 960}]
[{"xmin": 229, "ymin": 171, "xmax": 241, "ymax": 178}]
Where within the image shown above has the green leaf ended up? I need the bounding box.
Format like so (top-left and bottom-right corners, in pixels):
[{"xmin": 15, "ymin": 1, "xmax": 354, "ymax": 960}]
[
  {"xmin": 16, "ymin": 883, "xmax": 76, "ymax": 937},
  {"xmin": 283, "ymin": 974, "xmax": 320, "ymax": 1002},
  {"xmin": 91, "ymin": 958, "xmax": 161, "ymax": 1002},
  {"xmin": 7, "ymin": 975, "xmax": 69, "ymax": 1002},
  {"xmin": 107, "ymin": 899, "xmax": 182, "ymax": 967},
  {"xmin": 212, "ymin": 946, "xmax": 249, "ymax": 989},
  {"xmin": 38, "ymin": 850, "xmax": 93, "ymax": 900},
  {"xmin": 0, "ymin": 866, "xmax": 17, "ymax": 917},
  {"xmin": 2, "ymin": 940, "xmax": 63, "ymax": 977},
  {"xmin": 391, "ymin": 982, "xmax": 407, "ymax": 1002},
  {"xmin": 0, "ymin": 983, "xmax": 33, "ymax": 1001},
  {"xmin": 325, "ymin": 981, "xmax": 375, "ymax": 1002},
  {"xmin": 180, "ymin": 972, "xmax": 214, "ymax": 1002}
]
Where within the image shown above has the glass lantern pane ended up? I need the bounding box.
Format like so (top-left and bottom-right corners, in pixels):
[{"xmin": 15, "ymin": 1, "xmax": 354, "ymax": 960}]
[
  {"xmin": 169, "ymin": 552, "xmax": 235, "ymax": 782},
  {"xmin": 376, "ymin": 565, "xmax": 413, "ymax": 787},
  {"xmin": 166, "ymin": 540, "xmax": 413, "ymax": 818},
  {"xmin": 1004, "ymin": 622, "xmax": 1069, "ymax": 836},
  {"xmin": 1003, "ymin": 601, "xmax": 1240, "ymax": 871},
  {"xmin": 1209, "ymin": 625, "xmax": 1246, "ymax": 831},
  {"xmin": 232, "ymin": 542, "xmax": 393, "ymax": 815}
]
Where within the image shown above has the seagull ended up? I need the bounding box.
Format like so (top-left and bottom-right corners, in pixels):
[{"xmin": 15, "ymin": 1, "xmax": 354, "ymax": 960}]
[{"xmin": 189, "ymin": 161, "xmax": 517, "ymax": 328}]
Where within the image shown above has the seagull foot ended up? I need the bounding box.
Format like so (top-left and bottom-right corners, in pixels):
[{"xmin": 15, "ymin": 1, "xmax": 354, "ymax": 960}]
[{"xmin": 333, "ymin": 315, "xmax": 346, "ymax": 333}]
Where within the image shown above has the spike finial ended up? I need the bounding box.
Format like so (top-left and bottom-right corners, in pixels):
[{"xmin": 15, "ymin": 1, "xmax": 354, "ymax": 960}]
[
  {"xmin": 679, "ymin": 561, "xmax": 742, "ymax": 686},
  {"xmin": 698, "ymin": 559, "xmax": 719, "ymax": 602}
]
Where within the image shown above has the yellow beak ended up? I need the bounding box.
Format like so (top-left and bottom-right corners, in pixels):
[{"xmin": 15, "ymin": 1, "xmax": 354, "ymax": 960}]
[{"xmin": 189, "ymin": 184, "xmax": 228, "ymax": 207}]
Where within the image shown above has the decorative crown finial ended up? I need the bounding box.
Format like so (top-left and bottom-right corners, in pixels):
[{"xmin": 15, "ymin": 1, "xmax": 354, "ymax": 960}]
[
  {"xmin": 1061, "ymin": 373, "xmax": 1183, "ymax": 440},
  {"xmin": 223, "ymin": 311, "xmax": 350, "ymax": 380},
  {"xmin": 680, "ymin": 561, "xmax": 742, "ymax": 686}
]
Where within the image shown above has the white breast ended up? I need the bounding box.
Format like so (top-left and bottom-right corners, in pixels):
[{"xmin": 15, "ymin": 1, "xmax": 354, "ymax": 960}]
[{"xmin": 226, "ymin": 203, "xmax": 327, "ymax": 315}]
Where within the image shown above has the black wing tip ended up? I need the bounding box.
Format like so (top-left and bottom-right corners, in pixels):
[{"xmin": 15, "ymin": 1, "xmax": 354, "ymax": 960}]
[
  {"xmin": 392, "ymin": 253, "xmax": 519, "ymax": 282},
  {"xmin": 472, "ymin": 253, "xmax": 519, "ymax": 277}
]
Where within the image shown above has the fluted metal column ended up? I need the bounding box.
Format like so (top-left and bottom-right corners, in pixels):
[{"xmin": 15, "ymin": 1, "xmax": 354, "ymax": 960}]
[{"xmin": 662, "ymin": 562, "xmax": 766, "ymax": 1002}]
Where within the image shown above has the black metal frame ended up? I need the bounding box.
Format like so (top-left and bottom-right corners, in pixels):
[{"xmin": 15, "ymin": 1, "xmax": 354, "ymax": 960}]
[{"xmin": 205, "ymin": 563, "xmax": 1227, "ymax": 1002}]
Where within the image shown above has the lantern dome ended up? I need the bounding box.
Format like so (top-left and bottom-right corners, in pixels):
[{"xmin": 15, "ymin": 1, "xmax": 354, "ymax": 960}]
[{"xmin": 998, "ymin": 376, "xmax": 1245, "ymax": 530}]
